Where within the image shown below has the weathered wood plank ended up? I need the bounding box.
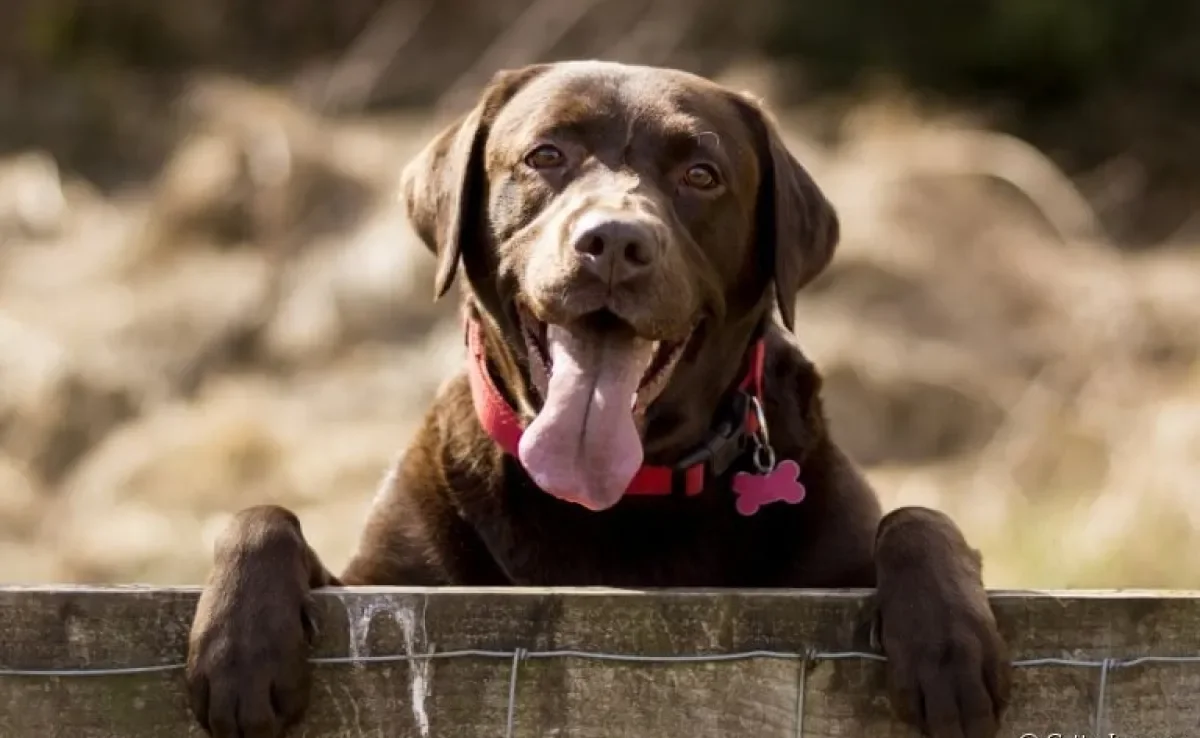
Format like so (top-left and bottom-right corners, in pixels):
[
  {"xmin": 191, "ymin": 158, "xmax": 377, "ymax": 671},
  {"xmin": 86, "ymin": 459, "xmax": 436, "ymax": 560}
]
[{"xmin": 1, "ymin": 587, "xmax": 1199, "ymax": 737}]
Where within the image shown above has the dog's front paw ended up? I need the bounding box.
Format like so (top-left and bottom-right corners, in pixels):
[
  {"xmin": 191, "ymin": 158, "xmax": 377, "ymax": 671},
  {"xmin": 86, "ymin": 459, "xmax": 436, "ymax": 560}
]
[
  {"xmin": 186, "ymin": 507, "xmax": 320, "ymax": 738},
  {"xmin": 873, "ymin": 507, "xmax": 1012, "ymax": 738}
]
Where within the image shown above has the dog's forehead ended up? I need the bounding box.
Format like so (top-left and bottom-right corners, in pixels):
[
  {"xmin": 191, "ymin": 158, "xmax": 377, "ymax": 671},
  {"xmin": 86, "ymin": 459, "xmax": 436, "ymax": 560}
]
[{"xmin": 488, "ymin": 63, "xmax": 755, "ymax": 156}]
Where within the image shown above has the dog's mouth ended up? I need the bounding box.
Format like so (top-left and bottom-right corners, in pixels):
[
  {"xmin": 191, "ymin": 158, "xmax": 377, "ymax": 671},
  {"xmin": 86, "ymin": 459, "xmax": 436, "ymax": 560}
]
[
  {"xmin": 515, "ymin": 304, "xmax": 692, "ymax": 512},
  {"xmin": 519, "ymin": 307, "xmax": 688, "ymax": 415}
]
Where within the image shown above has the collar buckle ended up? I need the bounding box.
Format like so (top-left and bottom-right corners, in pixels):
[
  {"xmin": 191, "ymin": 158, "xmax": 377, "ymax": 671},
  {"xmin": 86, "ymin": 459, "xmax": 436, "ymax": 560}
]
[{"xmin": 672, "ymin": 390, "xmax": 754, "ymax": 478}]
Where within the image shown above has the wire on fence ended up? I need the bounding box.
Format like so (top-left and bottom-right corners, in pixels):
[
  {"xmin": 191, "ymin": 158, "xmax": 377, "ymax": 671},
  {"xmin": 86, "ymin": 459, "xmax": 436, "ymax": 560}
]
[{"xmin": 4, "ymin": 649, "xmax": 1200, "ymax": 736}]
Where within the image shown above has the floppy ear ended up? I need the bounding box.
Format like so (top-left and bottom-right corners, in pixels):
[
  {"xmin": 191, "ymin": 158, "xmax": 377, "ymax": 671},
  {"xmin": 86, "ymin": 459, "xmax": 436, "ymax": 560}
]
[
  {"xmin": 733, "ymin": 94, "xmax": 840, "ymax": 332},
  {"xmin": 399, "ymin": 64, "xmax": 550, "ymax": 299}
]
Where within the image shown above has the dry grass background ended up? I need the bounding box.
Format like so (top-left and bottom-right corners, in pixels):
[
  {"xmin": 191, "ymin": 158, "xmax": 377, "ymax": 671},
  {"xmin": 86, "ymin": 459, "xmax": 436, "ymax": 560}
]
[{"xmin": 1, "ymin": 62, "xmax": 1198, "ymax": 591}]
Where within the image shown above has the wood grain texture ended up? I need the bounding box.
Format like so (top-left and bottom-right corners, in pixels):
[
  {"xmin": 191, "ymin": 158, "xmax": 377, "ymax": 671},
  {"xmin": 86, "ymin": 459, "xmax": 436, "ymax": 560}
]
[{"xmin": 2, "ymin": 587, "xmax": 1199, "ymax": 737}]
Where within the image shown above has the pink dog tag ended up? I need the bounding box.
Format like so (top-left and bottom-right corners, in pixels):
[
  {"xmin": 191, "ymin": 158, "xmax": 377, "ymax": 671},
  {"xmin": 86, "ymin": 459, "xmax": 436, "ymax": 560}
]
[{"xmin": 732, "ymin": 459, "xmax": 806, "ymax": 516}]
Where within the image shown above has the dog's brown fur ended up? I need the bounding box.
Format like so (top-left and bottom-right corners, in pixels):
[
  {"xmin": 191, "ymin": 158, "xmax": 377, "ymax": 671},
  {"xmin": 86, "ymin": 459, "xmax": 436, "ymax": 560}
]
[{"xmin": 186, "ymin": 61, "xmax": 1012, "ymax": 737}]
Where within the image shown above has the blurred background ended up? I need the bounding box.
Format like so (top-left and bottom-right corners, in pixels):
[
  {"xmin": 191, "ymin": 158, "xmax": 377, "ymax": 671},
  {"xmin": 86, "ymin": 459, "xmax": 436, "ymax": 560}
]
[{"xmin": 1, "ymin": 0, "xmax": 1198, "ymax": 588}]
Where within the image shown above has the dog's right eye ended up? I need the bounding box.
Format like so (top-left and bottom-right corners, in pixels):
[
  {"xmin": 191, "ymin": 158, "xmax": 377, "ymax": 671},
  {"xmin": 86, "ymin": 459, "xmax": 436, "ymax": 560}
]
[{"xmin": 524, "ymin": 144, "xmax": 566, "ymax": 170}]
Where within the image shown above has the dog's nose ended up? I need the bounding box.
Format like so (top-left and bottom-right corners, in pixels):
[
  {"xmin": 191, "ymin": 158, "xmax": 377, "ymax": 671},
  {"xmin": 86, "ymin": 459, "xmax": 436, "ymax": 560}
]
[{"xmin": 571, "ymin": 215, "xmax": 659, "ymax": 284}]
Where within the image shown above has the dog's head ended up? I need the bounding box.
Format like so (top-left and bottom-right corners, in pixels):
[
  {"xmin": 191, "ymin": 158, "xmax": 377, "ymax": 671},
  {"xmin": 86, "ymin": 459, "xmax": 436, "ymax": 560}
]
[{"xmin": 401, "ymin": 61, "xmax": 838, "ymax": 510}]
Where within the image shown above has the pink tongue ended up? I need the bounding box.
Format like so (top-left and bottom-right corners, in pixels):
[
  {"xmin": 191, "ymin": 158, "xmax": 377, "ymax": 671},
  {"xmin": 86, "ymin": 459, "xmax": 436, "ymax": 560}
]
[{"xmin": 518, "ymin": 325, "xmax": 654, "ymax": 510}]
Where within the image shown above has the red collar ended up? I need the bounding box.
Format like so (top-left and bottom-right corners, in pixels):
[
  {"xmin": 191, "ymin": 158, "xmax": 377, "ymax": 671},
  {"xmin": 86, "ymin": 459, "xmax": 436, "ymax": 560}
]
[{"xmin": 465, "ymin": 317, "xmax": 766, "ymax": 497}]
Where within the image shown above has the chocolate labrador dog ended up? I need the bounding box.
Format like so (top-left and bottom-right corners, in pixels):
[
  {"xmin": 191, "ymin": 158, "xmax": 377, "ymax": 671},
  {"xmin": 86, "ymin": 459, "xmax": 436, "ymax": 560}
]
[{"xmin": 186, "ymin": 60, "xmax": 1011, "ymax": 737}]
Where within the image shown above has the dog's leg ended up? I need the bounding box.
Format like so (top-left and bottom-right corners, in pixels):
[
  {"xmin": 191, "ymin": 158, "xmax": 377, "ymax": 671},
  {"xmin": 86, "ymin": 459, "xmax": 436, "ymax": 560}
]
[
  {"xmin": 184, "ymin": 406, "xmax": 487, "ymax": 737},
  {"xmin": 873, "ymin": 506, "xmax": 1013, "ymax": 738},
  {"xmin": 185, "ymin": 505, "xmax": 336, "ymax": 738}
]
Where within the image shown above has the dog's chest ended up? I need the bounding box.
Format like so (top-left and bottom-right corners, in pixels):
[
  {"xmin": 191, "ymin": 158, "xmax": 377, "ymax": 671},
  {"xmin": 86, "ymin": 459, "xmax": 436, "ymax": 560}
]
[{"xmin": 486, "ymin": 485, "xmax": 799, "ymax": 588}]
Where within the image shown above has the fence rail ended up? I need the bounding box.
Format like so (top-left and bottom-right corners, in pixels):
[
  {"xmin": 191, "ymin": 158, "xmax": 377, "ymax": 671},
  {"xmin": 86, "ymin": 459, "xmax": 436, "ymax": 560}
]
[{"xmin": 2, "ymin": 586, "xmax": 1199, "ymax": 737}]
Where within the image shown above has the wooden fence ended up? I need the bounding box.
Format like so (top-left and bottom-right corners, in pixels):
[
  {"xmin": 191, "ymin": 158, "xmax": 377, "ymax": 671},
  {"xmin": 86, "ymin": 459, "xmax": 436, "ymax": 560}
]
[{"xmin": 2, "ymin": 586, "xmax": 1199, "ymax": 736}]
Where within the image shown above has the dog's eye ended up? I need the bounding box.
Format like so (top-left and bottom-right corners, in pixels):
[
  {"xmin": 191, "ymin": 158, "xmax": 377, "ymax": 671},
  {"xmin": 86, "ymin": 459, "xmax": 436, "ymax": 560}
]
[
  {"xmin": 524, "ymin": 144, "xmax": 565, "ymax": 169},
  {"xmin": 683, "ymin": 164, "xmax": 720, "ymax": 190}
]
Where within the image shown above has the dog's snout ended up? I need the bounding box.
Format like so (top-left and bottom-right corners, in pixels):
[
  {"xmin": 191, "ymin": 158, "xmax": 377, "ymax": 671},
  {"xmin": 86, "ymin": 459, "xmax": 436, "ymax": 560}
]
[{"xmin": 571, "ymin": 215, "xmax": 660, "ymax": 285}]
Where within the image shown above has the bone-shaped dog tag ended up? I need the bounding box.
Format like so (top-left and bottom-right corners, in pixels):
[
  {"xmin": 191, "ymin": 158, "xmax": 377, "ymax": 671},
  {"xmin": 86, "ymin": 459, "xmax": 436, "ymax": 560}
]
[{"xmin": 731, "ymin": 459, "xmax": 806, "ymax": 516}]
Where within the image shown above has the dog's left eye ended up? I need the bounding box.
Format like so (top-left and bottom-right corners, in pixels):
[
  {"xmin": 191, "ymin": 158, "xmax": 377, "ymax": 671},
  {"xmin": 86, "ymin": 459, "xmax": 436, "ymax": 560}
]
[
  {"xmin": 524, "ymin": 144, "xmax": 566, "ymax": 169},
  {"xmin": 683, "ymin": 163, "xmax": 720, "ymax": 190}
]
